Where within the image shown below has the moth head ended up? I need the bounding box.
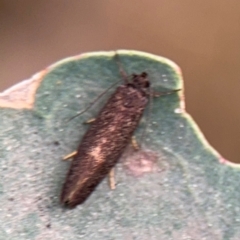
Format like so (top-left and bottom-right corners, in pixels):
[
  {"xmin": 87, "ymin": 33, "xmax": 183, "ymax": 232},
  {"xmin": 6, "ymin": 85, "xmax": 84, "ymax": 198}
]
[{"xmin": 131, "ymin": 72, "xmax": 150, "ymax": 91}]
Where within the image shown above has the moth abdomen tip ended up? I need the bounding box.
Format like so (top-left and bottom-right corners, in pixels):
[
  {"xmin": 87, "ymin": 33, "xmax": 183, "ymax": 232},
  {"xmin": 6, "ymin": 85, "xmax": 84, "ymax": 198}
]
[{"xmin": 61, "ymin": 198, "xmax": 77, "ymax": 209}]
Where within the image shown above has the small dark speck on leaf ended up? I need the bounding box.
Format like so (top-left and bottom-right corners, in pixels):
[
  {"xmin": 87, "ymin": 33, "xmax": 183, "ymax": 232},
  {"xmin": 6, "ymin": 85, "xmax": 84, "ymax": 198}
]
[
  {"xmin": 46, "ymin": 223, "xmax": 51, "ymax": 228},
  {"xmin": 53, "ymin": 141, "xmax": 60, "ymax": 146}
]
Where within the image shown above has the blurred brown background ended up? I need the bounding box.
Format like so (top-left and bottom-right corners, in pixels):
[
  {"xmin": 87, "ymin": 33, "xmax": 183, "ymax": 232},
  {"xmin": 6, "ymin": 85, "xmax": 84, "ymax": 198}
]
[{"xmin": 1, "ymin": 1, "xmax": 240, "ymax": 163}]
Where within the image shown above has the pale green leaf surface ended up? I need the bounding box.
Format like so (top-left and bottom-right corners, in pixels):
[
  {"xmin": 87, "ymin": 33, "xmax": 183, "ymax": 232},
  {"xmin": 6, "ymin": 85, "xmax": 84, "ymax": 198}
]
[{"xmin": 0, "ymin": 50, "xmax": 239, "ymax": 240}]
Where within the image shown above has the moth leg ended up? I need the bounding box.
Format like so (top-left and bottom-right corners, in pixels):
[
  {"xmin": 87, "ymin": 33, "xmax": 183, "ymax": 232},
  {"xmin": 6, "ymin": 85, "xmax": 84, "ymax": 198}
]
[
  {"xmin": 152, "ymin": 89, "xmax": 181, "ymax": 97},
  {"xmin": 63, "ymin": 151, "xmax": 77, "ymax": 161},
  {"xmin": 108, "ymin": 168, "xmax": 116, "ymax": 190},
  {"xmin": 131, "ymin": 136, "xmax": 140, "ymax": 150},
  {"xmin": 84, "ymin": 118, "xmax": 96, "ymax": 124},
  {"xmin": 107, "ymin": 137, "xmax": 140, "ymax": 189}
]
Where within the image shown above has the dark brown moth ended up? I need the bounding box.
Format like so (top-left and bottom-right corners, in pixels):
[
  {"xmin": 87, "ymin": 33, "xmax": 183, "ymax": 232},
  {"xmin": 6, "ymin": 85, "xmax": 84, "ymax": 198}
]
[{"xmin": 61, "ymin": 58, "xmax": 178, "ymax": 208}]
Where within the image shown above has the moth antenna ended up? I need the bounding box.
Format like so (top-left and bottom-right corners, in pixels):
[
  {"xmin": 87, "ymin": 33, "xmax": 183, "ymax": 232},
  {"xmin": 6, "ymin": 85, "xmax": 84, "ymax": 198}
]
[
  {"xmin": 67, "ymin": 79, "xmax": 122, "ymax": 122},
  {"xmin": 138, "ymin": 85, "xmax": 154, "ymax": 147},
  {"xmin": 113, "ymin": 53, "xmax": 129, "ymax": 83}
]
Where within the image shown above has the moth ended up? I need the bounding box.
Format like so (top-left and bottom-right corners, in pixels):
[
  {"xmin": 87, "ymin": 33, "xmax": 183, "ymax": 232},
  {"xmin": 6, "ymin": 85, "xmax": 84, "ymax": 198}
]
[{"xmin": 61, "ymin": 56, "xmax": 179, "ymax": 208}]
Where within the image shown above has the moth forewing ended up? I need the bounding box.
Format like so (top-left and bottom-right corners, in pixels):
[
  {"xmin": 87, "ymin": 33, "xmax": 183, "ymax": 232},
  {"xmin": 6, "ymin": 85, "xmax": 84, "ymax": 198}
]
[{"xmin": 61, "ymin": 72, "xmax": 151, "ymax": 208}]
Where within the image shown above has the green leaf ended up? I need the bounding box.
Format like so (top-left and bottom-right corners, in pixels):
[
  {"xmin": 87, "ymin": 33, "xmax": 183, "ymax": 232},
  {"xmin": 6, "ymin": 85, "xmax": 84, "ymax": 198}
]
[{"xmin": 0, "ymin": 50, "xmax": 239, "ymax": 240}]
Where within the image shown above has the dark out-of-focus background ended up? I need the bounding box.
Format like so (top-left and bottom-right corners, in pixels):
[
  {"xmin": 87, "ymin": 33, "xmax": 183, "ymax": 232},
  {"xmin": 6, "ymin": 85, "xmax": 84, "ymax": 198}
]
[{"xmin": 1, "ymin": 1, "xmax": 240, "ymax": 163}]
